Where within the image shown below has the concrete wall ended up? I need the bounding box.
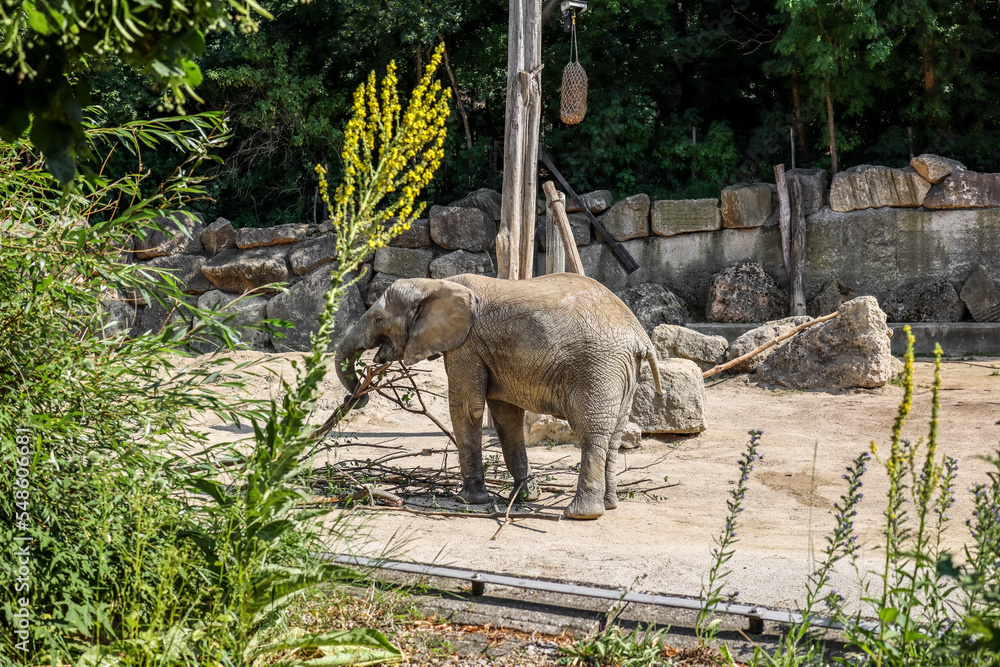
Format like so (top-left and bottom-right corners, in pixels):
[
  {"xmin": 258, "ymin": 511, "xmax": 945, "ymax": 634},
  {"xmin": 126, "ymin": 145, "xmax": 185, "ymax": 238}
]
[{"xmin": 572, "ymin": 206, "xmax": 1000, "ymax": 312}]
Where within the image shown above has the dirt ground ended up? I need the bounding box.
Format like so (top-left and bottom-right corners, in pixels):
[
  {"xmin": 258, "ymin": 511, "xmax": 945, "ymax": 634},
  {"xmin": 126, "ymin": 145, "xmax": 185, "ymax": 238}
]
[{"xmin": 189, "ymin": 350, "xmax": 1000, "ymax": 620}]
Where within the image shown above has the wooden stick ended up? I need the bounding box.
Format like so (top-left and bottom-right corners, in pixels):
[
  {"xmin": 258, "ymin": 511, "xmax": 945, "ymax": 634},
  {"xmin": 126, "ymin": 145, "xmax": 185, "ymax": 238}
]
[
  {"xmin": 774, "ymin": 164, "xmax": 792, "ymax": 274},
  {"xmin": 702, "ymin": 311, "xmax": 840, "ymax": 379},
  {"xmin": 545, "ymin": 190, "xmax": 566, "ymax": 274},
  {"xmin": 348, "ymin": 504, "xmax": 563, "ymax": 521},
  {"xmin": 789, "ymin": 176, "xmax": 807, "ymax": 316},
  {"xmin": 542, "ymin": 180, "xmax": 585, "ymax": 275}
]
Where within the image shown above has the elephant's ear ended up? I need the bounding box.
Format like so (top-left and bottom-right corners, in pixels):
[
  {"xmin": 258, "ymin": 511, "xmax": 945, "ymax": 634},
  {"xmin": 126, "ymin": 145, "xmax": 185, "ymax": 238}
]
[{"xmin": 403, "ymin": 281, "xmax": 475, "ymax": 365}]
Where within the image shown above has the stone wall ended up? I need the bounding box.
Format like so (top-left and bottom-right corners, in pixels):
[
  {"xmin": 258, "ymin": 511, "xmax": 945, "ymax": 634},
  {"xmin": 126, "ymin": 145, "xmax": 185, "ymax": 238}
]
[{"xmin": 123, "ymin": 153, "xmax": 1000, "ymax": 347}]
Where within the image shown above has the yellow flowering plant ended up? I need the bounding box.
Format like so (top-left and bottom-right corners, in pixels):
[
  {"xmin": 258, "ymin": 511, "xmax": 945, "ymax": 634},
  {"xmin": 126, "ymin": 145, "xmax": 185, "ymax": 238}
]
[{"xmin": 316, "ymin": 43, "xmax": 451, "ymax": 271}]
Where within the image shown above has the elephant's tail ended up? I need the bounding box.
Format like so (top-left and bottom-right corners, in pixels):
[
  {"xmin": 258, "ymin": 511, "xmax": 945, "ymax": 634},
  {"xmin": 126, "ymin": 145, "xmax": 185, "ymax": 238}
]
[{"xmin": 644, "ymin": 344, "xmax": 664, "ymax": 396}]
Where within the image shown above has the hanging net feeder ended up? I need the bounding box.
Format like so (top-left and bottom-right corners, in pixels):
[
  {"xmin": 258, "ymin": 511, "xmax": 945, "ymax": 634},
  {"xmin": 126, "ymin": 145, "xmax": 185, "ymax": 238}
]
[{"xmin": 560, "ymin": 12, "xmax": 588, "ymax": 125}]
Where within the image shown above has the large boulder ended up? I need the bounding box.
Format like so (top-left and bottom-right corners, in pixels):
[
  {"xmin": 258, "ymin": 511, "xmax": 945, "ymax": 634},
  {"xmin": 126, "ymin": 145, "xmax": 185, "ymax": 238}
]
[
  {"xmin": 651, "ymin": 198, "xmax": 721, "ymax": 236},
  {"xmin": 138, "ymin": 295, "xmax": 197, "ymax": 337},
  {"xmin": 388, "ymin": 218, "xmax": 432, "ymax": 248},
  {"xmin": 373, "ymin": 246, "xmax": 434, "ymax": 279},
  {"xmin": 289, "ymin": 236, "xmax": 336, "ymax": 276},
  {"xmin": 596, "ymin": 194, "xmax": 650, "ymax": 241},
  {"xmin": 726, "ymin": 316, "xmax": 812, "ymax": 373},
  {"xmin": 829, "ymin": 165, "xmax": 931, "ymax": 211},
  {"xmin": 787, "ymin": 169, "xmax": 828, "ymax": 216},
  {"xmin": 808, "ymin": 279, "xmax": 858, "ymax": 317},
  {"xmin": 266, "ymin": 267, "xmax": 366, "ymax": 352},
  {"xmin": 134, "ymin": 212, "xmax": 205, "ymax": 259},
  {"xmin": 366, "ymin": 272, "xmax": 403, "ymax": 305},
  {"xmin": 564, "ymin": 190, "xmax": 613, "ymax": 214},
  {"xmin": 429, "ymin": 250, "xmax": 495, "ymax": 279},
  {"xmin": 196, "ymin": 290, "xmax": 271, "ymax": 351},
  {"xmin": 721, "ymin": 184, "xmax": 772, "ymax": 229},
  {"xmin": 429, "ymin": 205, "xmax": 498, "ymax": 252},
  {"xmin": 960, "ymin": 265, "xmax": 1000, "ymax": 323},
  {"xmin": 881, "ymin": 279, "xmax": 965, "ymax": 322},
  {"xmin": 630, "ymin": 358, "xmax": 707, "ymax": 434},
  {"xmin": 236, "ymin": 223, "xmax": 309, "ymax": 249},
  {"xmin": 706, "ymin": 263, "xmax": 787, "ymax": 323},
  {"xmin": 757, "ymin": 297, "xmax": 893, "ymax": 390},
  {"xmin": 922, "ymin": 171, "xmax": 1000, "ymax": 209},
  {"xmin": 142, "ymin": 255, "xmax": 212, "ymax": 294},
  {"xmin": 201, "ymin": 246, "xmax": 291, "ymax": 293},
  {"xmin": 448, "ymin": 188, "xmax": 502, "ymax": 222},
  {"xmin": 909, "ymin": 154, "xmax": 966, "ymax": 184},
  {"xmin": 200, "ymin": 217, "xmax": 237, "ymax": 256},
  {"xmin": 650, "ymin": 324, "xmax": 728, "ymax": 372},
  {"xmin": 99, "ymin": 289, "xmax": 140, "ymax": 339},
  {"xmin": 615, "ymin": 283, "xmax": 689, "ymax": 334}
]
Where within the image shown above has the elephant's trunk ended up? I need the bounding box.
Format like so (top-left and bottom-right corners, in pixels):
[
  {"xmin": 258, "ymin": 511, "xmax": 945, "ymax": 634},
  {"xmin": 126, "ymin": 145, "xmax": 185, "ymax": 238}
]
[{"xmin": 334, "ymin": 325, "xmax": 371, "ymax": 408}]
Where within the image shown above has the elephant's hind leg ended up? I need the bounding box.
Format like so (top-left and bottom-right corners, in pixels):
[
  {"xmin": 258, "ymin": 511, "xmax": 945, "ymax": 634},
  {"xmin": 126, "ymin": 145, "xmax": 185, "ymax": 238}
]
[
  {"xmin": 563, "ymin": 414, "xmax": 617, "ymax": 520},
  {"xmin": 602, "ymin": 412, "xmax": 631, "ymax": 511},
  {"xmin": 487, "ymin": 399, "xmax": 540, "ymax": 502}
]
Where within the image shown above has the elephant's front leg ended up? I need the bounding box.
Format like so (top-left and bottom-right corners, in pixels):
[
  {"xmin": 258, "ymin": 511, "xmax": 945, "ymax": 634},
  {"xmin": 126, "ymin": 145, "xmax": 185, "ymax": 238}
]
[
  {"xmin": 447, "ymin": 360, "xmax": 491, "ymax": 504},
  {"xmin": 487, "ymin": 399, "xmax": 541, "ymax": 503}
]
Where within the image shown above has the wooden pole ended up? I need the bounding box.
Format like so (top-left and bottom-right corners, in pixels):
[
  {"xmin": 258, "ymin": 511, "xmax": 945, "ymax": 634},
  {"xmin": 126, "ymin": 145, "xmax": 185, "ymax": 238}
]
[
  {"xmin": 789, "ymin": 176, "xmax": 807, "ymax": 316},
  {"xmin": 702, "ymin": 311, "xmax": 839, "ymax": 379},
  {"xmin": 774, "ymin": 164, "xmax": 791, "ymax": 275},
  {"xmin": 545, "ymin": 190, "xmax": 566, "ymax": 275},
  {"xmin": 497, "ymin": 0, "xmax": 542, "ymax": 281},
  {"xmin": 542, "ymin": 180, "xmax": 585, "ymax": 275}
]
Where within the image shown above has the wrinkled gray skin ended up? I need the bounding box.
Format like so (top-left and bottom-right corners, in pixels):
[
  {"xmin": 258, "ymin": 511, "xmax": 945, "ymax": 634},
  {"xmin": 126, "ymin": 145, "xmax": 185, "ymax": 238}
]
[{"xmin": 335, "ymin": 273, "xmax": 663, "ymax": 520}]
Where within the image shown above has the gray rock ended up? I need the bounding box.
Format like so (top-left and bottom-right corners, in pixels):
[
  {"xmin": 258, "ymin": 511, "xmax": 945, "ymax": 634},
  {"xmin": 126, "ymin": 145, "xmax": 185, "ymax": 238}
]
[
  {"xmin": 808, "ymin": 279, "xmax": 858, "ymax": 317},
  {"xmin": 429, "ymin": 250, "xmax": 495, "ymax": 279},
  {"xmin": 141, "ymin": 254, "xmax": 212, "ymax": 295},
  {"xmin": 881, "ymin": 279, "xmax": 965, "ymax": 322},
  {"xmin": 388, "ymin": 218, "xmax": 432, "ymax": 248},
  {"xmin": 448, "ymin": 188, "xmax": 502, "ymax": 222},
  {"xmin": 923, "ymin": 171, "xmax": 1000, "ymax": 209},
  {"xmin": 366, "ymin": 272, "xmax": 403, "ymax": 305},
  {"xmin": 373, "ymin": 246, "xmax": 434, "ymax": 278},
  {"xmin": 630, "ymin": 359, "xmax": 707, "ymax": 434},
  {"xmin": 960, "ymin": 265, "xmax": 1000, "ymax": 322},
  {"xmin": 266, "ymin": 266, "xmax": 366, "ymax": 352},
  {"xmin": 429, "ymin": 205, "xmax": 498, "ymax": 252},
  {"xmin": 201, "ymin": 246, "xmax": 291, "ymax": 293},
  {"xmin": 99, "ymin": 289, "xmax": 140, "ymax": 339},
  {"xmin": 134, "ymin": 212, "xmax": 205, "ymax": 259},
  {"xmin": 650, "ymin": 324, "xmax": 728, "ymax": 371},
  {"xmin": 596, "ymin": 194, "xmax": 650, "ymax": 242},
  {"xmin": 706, "ymin": 263, "xmax": 787, "ymax": 323},
  {"xmin": 524, "ymin": 412, "xmax": 576, "ymax": 447},
  {"xmin": 910, "ymin": 154, "xmax": 966, "ymax": 184},
  {"xmin": 829, "ymin": 165, "xmax": 931, "ymax": 212},
  {"xmin": 537, "ymin": 213, "xmax": 591, "ymax": 250},
  {"xmin": 138, "ymin": 295, "xmax": 197, "ymax": 337},
  {"xmin": 620, "ymin": 421, "xmax": 642, "ymax": 449},
  {"xmin": 289, "ymin": 236, "xmax": 336, "ymax": 276},
  {"xmin": 787, "ymin": 169, "xmax": 828, "ymax": 216},
  {"xmin": 726, "ymin": 316, "xmax": 812, "ymax": 373},
  {"xmin": 565, "ymin": 190, "xmax": 613, "ymax": 214},
  {"xmin": 196, "ymin": 290, "xmax": 271, "ymax": 350},
  {"xmin": 651, "ymin": 199, "xmax": 721, "ymax": 236},
  {"xmin": 201, "ymin": 217, "xmax": 237, "ymax": 257},
  {"xmin": 236, "ymin": 223, "xmax": 309, "ymax": 249},
  {"xmin": 757, "ymin": 296, "xmax": 893, "ymax": 389},
  {"xmin": 615, "ymin": 283, "xmax": 689, "ymax": 334},
  {"xmin": 721, "ymin": 184, "xmax": 772, "ymax": 229}
]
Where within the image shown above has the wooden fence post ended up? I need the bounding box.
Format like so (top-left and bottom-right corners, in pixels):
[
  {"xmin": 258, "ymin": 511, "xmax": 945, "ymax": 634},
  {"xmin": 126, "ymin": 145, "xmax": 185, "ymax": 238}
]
[{"xmin": 545, "ymin": 190, "xmax": 566, "ymax": 275}]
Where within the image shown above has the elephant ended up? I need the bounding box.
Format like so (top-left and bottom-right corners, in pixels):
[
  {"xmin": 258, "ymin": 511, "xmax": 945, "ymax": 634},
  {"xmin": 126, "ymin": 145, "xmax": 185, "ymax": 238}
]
[{"xmin": 334, "ymin": 272, "xmax": 663, "ymax": 519}]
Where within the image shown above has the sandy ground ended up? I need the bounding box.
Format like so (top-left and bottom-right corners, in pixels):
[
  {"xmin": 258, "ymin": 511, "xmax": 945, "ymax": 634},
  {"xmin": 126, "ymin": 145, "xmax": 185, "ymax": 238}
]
[{"xmin": 188, "ymin": 350, "xmax": 1000, "ymax": 618}]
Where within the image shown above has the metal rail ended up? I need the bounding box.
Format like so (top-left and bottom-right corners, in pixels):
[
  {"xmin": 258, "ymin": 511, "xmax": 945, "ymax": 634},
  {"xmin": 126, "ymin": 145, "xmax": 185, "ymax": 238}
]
[{"xmin": 323, "ymin": 553, "xmax": 876, "ymax": 633}]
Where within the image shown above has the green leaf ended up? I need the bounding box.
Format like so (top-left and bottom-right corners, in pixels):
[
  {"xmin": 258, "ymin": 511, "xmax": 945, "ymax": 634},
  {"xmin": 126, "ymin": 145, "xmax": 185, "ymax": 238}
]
[
  {"xmin": 183, "ymin": 30, "xmax": 207, "ymax": 56},
  {"xmin": 182, "ymin": 59, "xmax": 203, "ymax": 87},
  {"xmin": 26, "ymin": 5, "xmax": 51, "ymax": 34}
]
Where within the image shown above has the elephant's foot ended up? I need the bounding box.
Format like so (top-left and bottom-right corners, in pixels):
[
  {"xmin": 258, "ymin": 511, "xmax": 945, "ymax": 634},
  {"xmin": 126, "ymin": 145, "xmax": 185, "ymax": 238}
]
[
  {"xmin": 509, "ymin": 476, "xmax": 541, "ymax": 504},
  {"xmin": 457, "ymin": 485, "xmax": 491, "ymax": 505},
  {"xmin": 564, "ymin": 493, "xmax": 605, "ymax": 520},
  {"xmin": 604, "ymin": 491, "xmax": 619, "ymax": 510}
]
